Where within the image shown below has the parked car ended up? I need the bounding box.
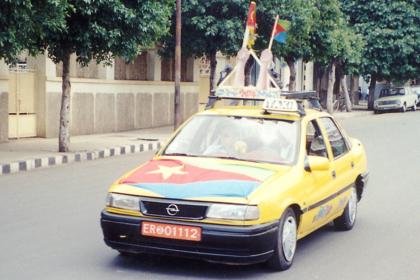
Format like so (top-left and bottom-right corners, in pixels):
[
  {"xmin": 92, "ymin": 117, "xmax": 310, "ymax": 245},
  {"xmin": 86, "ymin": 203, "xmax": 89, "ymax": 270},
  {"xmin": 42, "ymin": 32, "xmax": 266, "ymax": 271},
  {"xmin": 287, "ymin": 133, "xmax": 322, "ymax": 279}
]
[
  {"xmin": 411, "ymin": 85, "xmax": 420, "ymax": 105},
  {"xmin": 100, "ymin": 91, "xmax": 369, "ymax": 271},
  {"xmin": 373, "ymin": 86, "xmax": 418, "ymax": 113}
]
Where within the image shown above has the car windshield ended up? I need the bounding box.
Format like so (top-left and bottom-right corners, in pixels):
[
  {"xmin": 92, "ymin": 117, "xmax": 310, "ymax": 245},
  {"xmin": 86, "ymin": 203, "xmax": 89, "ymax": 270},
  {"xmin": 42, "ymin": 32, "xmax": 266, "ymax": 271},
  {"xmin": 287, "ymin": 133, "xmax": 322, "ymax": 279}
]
[
  {"xmin": 163, "ymin": 115, "xmax": 299, "ymax": 165},
  {"xmin": 381, "ymin": 88, "xmax": 405, "ymax": 97}
]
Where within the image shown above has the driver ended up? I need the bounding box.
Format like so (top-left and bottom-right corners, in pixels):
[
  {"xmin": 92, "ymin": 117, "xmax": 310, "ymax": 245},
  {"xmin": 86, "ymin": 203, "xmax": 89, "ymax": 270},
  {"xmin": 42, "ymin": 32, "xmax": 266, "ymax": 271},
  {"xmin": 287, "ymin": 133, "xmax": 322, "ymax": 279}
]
[{"xmin": 203, "ymin": 129, "xmax": 237, "ymax": 156}]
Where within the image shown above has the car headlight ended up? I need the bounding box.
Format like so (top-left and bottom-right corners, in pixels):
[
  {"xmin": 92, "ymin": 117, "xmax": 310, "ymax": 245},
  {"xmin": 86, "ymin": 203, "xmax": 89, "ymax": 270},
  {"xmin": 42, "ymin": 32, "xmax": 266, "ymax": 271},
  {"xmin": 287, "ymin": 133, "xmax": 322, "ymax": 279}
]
[
  {"xmin": 206, "ymin": 204, "xmax": 259, "ymax": 220},
  {"xmin": 106, "ymin": 193, "xmax": 140, "ymax": 211}
]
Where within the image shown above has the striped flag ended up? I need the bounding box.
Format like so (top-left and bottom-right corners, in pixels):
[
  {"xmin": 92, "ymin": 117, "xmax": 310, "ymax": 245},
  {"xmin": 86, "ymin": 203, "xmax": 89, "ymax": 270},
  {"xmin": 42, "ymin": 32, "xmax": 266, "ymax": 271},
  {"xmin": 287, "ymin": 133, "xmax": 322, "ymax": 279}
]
[
  {"xmin": 273, "ymin": 19, "xmax": 290, "ymax": 44},
  {"xmin": 246, "ymin": 2, "xmax": 257, "ymax": 48}
]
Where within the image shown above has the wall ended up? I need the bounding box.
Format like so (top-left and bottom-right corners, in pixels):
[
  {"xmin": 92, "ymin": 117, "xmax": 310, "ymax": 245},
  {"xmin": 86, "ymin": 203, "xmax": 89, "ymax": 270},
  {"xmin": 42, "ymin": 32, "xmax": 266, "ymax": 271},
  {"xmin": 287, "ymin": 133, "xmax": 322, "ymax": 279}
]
[
  {"xmin": 0, "ymin": 91, "xmax": 8, "ymax": 142},
  {"xmin": 0, "ymin": 60, "xmax": 9, "ymax": 142},
  {"xmin": 42, "ymin": 78, "xmax": 199, "ymax": 138}
]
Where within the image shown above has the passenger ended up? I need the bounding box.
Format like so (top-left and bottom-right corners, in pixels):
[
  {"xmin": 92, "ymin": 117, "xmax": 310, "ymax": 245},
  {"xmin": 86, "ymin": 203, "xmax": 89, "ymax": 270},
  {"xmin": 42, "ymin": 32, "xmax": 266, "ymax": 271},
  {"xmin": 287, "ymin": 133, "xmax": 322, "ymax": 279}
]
[{"xmin": 204, "ymin": 130, "xmax": 237, "ymax": 156}]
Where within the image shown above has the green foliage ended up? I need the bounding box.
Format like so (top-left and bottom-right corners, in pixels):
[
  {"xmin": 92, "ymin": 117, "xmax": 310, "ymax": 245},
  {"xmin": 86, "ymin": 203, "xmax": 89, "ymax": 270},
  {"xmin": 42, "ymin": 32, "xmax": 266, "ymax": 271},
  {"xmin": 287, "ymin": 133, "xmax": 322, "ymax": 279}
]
[
  {"xmin": 0, "ymin": 0, "xmax": 173, "ymax": 65},
  {"xmin": 159, "ymin": 0, "xmax": 247, "ymax": 58},
  {"xmin": 307, "ymin": 0, "xmax": 363, "ymax": 75},
  {"xmin": 0, "ymin": 0, "xmax": 67, "ymax": 64},
  {"xmin": 341, "ymin": 0, "xmax": 420, "ymax": 82},
  {"xmin": 45, "ymin": 0, "xmax": 174, "ymax": 65}
]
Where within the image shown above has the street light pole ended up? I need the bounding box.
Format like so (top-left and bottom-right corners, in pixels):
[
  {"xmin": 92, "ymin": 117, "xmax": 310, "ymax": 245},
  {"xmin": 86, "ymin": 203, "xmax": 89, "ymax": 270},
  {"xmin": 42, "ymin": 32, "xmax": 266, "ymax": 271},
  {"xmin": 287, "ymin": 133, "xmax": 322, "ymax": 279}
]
[{"xmin": 174, "ymin": 0, "xmax": 182, "ymax": 130}]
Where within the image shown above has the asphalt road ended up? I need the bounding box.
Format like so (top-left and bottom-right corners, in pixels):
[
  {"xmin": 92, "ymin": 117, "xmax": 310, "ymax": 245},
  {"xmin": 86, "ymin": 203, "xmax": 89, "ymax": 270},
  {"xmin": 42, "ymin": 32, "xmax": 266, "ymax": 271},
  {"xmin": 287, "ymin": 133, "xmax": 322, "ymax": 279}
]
[{"xmin": 1, "ymin": 110, "xmax": 420, "ymax": 280}]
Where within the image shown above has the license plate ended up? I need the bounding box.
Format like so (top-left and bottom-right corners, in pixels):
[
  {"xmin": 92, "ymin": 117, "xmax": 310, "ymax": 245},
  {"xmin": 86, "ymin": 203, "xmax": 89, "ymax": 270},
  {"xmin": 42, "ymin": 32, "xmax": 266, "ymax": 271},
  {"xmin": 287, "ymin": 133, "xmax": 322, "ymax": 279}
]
[{"xmin": 141, "ymin": 221, "xmax": 202, "ymax": 242}]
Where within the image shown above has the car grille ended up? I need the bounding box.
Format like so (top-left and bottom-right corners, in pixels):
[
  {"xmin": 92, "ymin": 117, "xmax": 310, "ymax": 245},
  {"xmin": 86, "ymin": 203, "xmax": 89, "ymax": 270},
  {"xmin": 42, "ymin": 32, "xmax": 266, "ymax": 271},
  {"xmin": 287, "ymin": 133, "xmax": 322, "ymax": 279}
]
[
  {"xmin": 140, "ymin": 199, "xmax": 208, "ymax": 220},
  {"xmin": 379, "ymin": 100, "xmax": 397, "ymax": 105}
]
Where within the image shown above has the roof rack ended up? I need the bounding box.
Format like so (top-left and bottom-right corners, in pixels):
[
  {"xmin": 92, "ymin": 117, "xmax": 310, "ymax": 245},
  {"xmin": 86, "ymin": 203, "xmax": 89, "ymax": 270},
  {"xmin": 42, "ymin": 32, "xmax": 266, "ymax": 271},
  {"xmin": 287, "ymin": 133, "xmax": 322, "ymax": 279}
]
[
  {"xmin": 282, "ymin": 91, "xmax": 321, "ymax": 111},
  {"xmin": 205, "ymin": 95, "xmax": 265, "ymax": 110}
]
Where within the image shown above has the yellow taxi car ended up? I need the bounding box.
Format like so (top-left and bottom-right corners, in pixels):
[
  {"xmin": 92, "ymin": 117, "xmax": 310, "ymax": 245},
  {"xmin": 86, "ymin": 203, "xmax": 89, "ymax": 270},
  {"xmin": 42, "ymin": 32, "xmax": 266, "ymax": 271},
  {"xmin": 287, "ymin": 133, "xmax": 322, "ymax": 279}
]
[{"xmin": 100, "ymin": 90, "xmax": 368, "ymax": 271}]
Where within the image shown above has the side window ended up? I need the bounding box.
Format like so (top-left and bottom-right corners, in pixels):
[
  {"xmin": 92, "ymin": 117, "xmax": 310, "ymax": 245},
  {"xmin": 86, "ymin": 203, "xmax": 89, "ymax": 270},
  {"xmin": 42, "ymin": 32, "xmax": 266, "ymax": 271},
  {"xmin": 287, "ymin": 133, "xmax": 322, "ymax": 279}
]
[
  {"xmin": 320, "ymin": 117, "xmax": 348, "ymax": 158},
  {"xmin": 306, "ymin": 120, "xmax": 327, "ymax": 157}
]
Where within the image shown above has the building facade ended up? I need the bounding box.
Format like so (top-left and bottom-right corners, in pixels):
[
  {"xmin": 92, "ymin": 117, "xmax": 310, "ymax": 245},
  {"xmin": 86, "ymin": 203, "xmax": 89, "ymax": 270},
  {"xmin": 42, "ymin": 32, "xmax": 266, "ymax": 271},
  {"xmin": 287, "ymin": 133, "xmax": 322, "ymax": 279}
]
[{"xmin": 0, "ymin": 51, "xmax": 200, "ymax": 142}]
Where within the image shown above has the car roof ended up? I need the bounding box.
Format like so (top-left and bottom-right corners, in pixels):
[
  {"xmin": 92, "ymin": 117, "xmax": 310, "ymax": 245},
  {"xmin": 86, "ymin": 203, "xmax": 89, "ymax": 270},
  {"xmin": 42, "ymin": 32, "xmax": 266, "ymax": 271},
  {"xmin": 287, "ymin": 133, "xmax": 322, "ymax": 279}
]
[{"xmin": 197, "ymin": 105, "xmax": 330, "ymax": 122}]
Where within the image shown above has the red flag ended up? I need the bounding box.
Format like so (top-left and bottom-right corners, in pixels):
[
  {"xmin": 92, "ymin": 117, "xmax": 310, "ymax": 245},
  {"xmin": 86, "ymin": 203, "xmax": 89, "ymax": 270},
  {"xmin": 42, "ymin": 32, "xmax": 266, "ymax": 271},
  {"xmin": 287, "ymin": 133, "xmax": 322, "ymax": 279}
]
[{"xmin": 246, "ymin": 2, "xmax": 257, "ymax": 48}]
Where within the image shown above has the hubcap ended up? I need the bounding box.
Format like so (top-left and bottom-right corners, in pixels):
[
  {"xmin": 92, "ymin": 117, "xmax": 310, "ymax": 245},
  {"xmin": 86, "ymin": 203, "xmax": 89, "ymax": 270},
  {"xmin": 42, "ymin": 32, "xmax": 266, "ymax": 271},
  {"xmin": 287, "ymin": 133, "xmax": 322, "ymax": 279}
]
[
  {"xmin": 348, "ymin": 188, "xmax": 357, "ymax": 225},
  {"xmin": 282, "ymin": 216, "xmax": 297, "ymax": 262}
]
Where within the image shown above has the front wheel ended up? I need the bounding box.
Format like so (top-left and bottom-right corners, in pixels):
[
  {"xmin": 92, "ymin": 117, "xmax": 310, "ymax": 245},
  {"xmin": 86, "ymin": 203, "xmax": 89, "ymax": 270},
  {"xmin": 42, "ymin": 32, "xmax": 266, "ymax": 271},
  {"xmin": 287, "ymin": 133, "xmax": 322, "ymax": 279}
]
[
  {"xmin": 400, "ymin": 104, "xmax": 407, "ymax": 113},
  {"xmin": 412, "ymin": 103, "xmax": 417, "ymax": 111},
  {"xmin": 334, "ymin": 187, "xmax": 358, "ymax": 231},
  {"xmin": 267, "ymin": 208, "xmax": 297, "ymax": 271}
]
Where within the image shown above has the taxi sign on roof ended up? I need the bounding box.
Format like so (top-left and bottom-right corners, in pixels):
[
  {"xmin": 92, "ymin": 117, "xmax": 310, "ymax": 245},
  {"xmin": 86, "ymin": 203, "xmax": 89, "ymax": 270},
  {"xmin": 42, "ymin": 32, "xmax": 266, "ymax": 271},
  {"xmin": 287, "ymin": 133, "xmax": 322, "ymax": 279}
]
[
  {"xmin": 263, "ymin": 98, "xmax": 298, "ymax": 113},
  {"xmin": 216, "ymin": 86, "xmax": 281, "ymax": 99}
]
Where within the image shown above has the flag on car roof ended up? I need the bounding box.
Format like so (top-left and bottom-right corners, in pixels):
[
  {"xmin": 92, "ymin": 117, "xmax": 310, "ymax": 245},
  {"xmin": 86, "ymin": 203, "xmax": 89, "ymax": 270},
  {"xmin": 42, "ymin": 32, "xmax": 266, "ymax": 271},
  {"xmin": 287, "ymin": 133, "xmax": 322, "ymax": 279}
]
[
  {"xmin": 246, "ymin": 1, "xmax": 257, "ymax": 48},
  {"xmin": 273, "ymin": 19, "xmax": 290, "ymax": 44}
]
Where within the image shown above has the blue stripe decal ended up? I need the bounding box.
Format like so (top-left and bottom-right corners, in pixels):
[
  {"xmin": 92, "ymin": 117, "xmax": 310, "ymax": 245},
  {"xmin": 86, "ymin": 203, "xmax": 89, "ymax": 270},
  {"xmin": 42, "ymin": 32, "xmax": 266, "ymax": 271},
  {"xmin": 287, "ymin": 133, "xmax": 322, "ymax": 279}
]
[{"xmin": 131, "ymin": 180, "xmax": 260, "ymax": 199}]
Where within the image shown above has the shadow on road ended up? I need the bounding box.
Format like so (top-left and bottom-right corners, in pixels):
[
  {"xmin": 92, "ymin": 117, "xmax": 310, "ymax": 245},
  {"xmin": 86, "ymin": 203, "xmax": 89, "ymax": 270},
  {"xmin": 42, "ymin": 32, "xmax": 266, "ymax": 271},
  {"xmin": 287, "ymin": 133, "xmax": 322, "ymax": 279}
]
[
  {"xmin": 107, "ymin": 253, "xmax": 265, "ymax": 278},
  {"xmin": 104, "ymin": 223, "xmax": 345, "ymax": 278}
]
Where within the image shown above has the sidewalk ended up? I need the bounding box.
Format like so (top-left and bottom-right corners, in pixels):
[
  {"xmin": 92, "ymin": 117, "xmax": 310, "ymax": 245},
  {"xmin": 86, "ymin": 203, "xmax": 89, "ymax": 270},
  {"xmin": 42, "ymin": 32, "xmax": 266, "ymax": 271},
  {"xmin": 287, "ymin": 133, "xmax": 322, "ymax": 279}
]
[
  {"xmin": 0, "ymin": 126, "xmax": 172, "ymax": 175},
  {"xmin": 333, "ymin": 102, "xmax": 372, "ymax": 119},
  {"xmin": 0, "ymin": 107, "xmax": 373, "ymax": 176}
]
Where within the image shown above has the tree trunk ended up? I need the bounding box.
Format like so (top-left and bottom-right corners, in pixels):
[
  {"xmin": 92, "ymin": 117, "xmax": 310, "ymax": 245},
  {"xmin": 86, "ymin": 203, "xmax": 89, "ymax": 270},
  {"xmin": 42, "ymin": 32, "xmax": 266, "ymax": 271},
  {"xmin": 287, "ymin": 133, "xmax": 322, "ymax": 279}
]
[
  {"xmin": 341, "ymin": 75, "xmax": 352, "ymax": 112},
  {"xmin": 314, "ymin": 63, "xmax": 325, "ymax": 104},
  {"xmin": 350, "ymin": 75, "xmax": 359, "ymax": 105},
  {"xmin": 209, "ymin": 51, "xmax": 217, "ymax": 95},
  {"xmin": 326, "ymin": 62, "xmax": 336, "ymax": 114},
  {"xmin": 59, "ymin": 52, "xmax": 71, "ymax": 152},
  {"xmin": 333, "ymin": 66, "xmax": 341, "ymax": 97},
  {"xmin": 174, "ymin": 0, "xmax": 182, "ymax": 129},
  {"xmin": 368, "ymin": 75, "xmax": 376, "ymax": 110},
  {"xmin": 286, "ymin": 58, "xmax": 296, "ymax": 91}
]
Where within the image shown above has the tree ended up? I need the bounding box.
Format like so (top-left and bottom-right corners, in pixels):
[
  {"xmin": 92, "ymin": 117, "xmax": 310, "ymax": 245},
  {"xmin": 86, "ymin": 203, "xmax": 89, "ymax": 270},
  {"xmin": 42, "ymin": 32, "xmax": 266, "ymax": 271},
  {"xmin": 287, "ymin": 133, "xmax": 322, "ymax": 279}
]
[
  {"xmin": 160, "ymin": 0, "xmax": 247, "ymax": 93},
  {"xmin": 310, "ymin": 0, "xmax": 362, "ymax": 113},
  {"xmin": 341, "ymin": 0, "xmax": 420, "ymax": 109},
  {"xmin": 38, "ymin": 0, "xmax": 173, "ymax": 152},
  {"xmin": 0, "ymin": 0, "xmax": 66, "ymax": 64}
]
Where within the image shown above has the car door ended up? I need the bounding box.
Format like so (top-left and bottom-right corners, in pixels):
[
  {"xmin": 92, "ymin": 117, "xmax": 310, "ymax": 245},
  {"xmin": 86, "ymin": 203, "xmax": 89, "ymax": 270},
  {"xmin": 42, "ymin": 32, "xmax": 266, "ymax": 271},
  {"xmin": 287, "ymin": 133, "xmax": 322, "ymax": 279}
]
[
  {"xmin": 299, "ymin": 118, "xmax": 338, "ymax": 235},
  {"xmin": 318, "ymin": 117, "xmax": 355, "ymax": 216}
]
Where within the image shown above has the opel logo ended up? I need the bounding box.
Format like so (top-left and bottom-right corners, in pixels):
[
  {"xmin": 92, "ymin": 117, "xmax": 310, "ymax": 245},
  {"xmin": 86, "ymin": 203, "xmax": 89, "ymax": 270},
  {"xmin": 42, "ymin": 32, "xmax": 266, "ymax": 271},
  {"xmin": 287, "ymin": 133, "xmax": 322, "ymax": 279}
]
[{"xmin": 166, "ymin": 204, "xmax": 180, "ymax": 216}]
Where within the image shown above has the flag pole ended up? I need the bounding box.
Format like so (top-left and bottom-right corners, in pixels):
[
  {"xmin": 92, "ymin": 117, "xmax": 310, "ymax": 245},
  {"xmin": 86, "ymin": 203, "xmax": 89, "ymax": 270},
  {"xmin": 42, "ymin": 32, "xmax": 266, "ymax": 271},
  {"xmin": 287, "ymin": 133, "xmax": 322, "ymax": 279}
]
[
  {"xmin": 242, "ymin": 26, "xmax": 250, "ymax": 49},
  {"xmin": 268, "ymin": 15, "xmax": 279, "ymax": 50}
]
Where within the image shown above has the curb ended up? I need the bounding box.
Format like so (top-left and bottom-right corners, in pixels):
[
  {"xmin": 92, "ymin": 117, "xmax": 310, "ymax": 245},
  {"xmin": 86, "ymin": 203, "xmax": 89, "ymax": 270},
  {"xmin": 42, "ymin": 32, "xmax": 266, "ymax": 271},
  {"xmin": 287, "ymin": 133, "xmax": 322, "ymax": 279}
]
[
  {"xmin": 0, "ymin": 141, "xmax": 162, "ymax": 176},
  {"xmin": 334, "ymin": 111, "xmax": 372, "ymax": 120}
]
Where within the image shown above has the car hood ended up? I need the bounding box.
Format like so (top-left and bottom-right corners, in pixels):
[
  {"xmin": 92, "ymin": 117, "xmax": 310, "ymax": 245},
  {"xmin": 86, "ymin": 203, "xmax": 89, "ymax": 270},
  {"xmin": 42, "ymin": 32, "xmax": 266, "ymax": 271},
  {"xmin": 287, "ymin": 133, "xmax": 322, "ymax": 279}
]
[{"xmin": 111, "ymin": 156, "xmax": 289, "ymax": 202}]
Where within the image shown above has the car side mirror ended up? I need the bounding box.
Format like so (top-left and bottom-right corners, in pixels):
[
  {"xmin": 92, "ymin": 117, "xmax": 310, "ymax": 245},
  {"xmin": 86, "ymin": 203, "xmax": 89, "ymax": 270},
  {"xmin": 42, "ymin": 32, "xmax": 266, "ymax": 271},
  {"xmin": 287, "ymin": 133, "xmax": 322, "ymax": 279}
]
[{"xmin": 305, "ymin": 156, "xmax": 330, "ymax": 172}]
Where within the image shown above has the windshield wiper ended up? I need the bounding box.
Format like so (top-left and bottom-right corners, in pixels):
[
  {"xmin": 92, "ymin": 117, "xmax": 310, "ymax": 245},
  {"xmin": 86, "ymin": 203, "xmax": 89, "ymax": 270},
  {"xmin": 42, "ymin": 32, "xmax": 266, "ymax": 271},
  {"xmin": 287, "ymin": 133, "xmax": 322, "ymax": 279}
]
[
  {"xmin": 163, "ymin": 153, "xmax": 199, "ymax": 157},
  {"xmin": 215, "ymin": 156, "xmax": 261, "ymax": 163}
]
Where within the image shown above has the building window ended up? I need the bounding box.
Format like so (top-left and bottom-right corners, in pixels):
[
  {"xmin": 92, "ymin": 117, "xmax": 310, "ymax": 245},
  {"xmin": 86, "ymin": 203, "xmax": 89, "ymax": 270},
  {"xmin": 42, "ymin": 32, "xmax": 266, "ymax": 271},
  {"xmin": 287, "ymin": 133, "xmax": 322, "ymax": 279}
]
[{"xmin": 114, "ymin": 53, "xmax": 148, "ymax": 80}]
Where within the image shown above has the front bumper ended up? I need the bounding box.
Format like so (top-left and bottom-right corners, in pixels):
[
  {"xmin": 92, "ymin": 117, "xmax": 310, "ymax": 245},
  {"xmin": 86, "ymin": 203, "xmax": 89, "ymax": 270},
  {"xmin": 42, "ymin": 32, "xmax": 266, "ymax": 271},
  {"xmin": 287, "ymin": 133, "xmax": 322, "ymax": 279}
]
[
  {"xmin": 101, "ymin": 210, "xmax": 278, "ymax": 264},
  {"xmin": 374, "ymin": 104, "xmax": 401, "ymax": 111}
]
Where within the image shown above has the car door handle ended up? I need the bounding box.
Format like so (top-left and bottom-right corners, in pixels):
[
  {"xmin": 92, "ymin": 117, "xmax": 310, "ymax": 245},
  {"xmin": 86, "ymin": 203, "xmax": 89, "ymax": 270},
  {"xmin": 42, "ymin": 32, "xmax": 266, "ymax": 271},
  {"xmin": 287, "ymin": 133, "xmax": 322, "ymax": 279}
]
[
  {"xmin": 351, "ymin": 161, "xmax": 355, "ymax": 169},
  {"xmin": 332, "ymin": 170, "xmax": 336, "ymax": 179}
]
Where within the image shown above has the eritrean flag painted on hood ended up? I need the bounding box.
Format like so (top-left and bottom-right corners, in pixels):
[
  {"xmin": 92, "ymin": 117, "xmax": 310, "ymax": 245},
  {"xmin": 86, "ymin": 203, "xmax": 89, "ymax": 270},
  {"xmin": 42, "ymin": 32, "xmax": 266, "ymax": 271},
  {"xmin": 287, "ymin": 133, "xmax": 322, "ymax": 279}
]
[{"xmin": 120, "ymin": 158, "xmax": 275, "ymax": 199}]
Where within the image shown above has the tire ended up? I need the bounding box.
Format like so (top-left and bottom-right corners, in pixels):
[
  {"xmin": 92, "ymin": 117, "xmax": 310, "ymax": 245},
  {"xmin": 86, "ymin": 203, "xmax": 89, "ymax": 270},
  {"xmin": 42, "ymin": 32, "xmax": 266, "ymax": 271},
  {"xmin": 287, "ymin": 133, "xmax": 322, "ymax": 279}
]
[
  {"xmin": 401, "ymin": 104, "xmax": 406, "ymax": 113},
  {"xmin": 267, "ymin": 208, "xmax": 298, "ymax": 271},
  {"xmin": 412, "ymin": 103, "xmax": 417, "ymax": 111},
  {"xmin": 334, "ymin": 187, "xmax": 358, "ymax": 231}
]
